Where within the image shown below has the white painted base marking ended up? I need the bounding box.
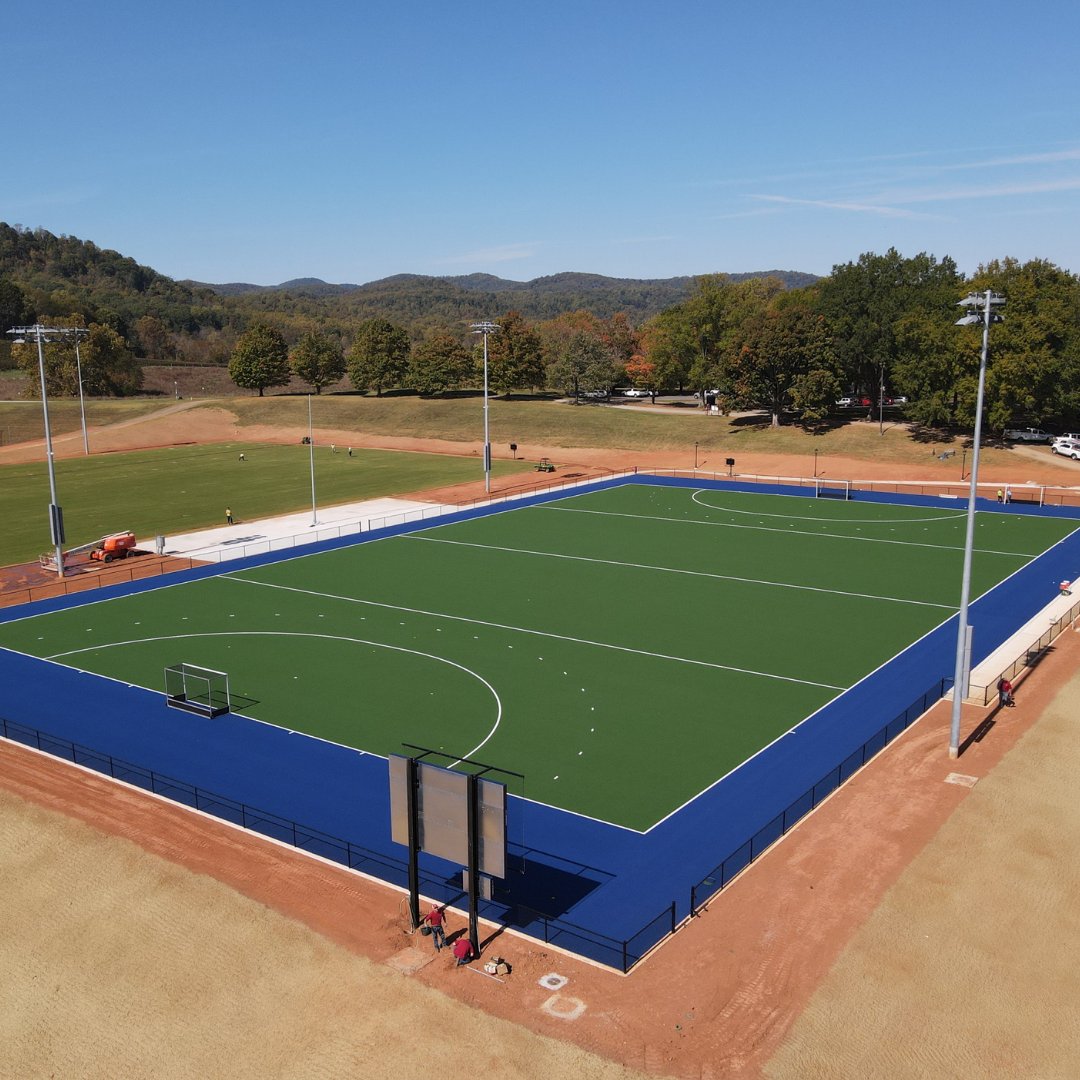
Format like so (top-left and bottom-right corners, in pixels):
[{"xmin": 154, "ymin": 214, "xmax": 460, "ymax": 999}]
[
  {"xmin": 945, "ymin": 773, "xmax": 979, "ymax": 788},
  {"xmin": 540, "ymin": 993, "xmax": 586, "ymax": 1020}
]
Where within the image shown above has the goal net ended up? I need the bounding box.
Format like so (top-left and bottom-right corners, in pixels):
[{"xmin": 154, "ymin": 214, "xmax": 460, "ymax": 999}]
[
  {"xmin": 814, "ymin": 478, "xmax": 852, "ymax": 500},
  {"xmin": 165, "ymin": 663, "xmax": 230, "ymax": 718}
]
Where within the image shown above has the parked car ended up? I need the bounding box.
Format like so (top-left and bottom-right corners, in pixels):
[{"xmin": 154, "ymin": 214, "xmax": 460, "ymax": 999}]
[
  {"xmin": 578, "ymin": 389, "xmax": 609, "ymax": 400},
  {"xmin": 1052, "ymin": 439, "xmax": 1080, "ymax": 459},
  {"xmin": 1052, "ymin": 432, "xmax": 1080, "ymax": 447},
  {"xmin": 835, "ymin": 396, "xmax": 859, "ymax": 408},
  {"xmin": 622, "ymin": 388, "xmax": 650, "ymax": 397},
  {"xmin": 1004, "ymin": 427, "xmax": 1052, "ymax": 442}
]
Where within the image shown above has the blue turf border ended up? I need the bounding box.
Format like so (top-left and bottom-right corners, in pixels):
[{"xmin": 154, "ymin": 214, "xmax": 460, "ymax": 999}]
[{"xmin": 3, "ymin": 475, "xmax": 1080, "ymax": 970}]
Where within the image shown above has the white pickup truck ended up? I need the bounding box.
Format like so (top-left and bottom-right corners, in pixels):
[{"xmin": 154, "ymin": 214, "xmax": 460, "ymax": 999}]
[{"xmin": 1004, "ymin": 427, "xmax": 1052, "ymax": 442}]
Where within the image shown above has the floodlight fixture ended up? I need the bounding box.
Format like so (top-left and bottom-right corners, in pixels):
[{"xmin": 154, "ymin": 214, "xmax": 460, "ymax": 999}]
[
  {"xmin": 470, "ymin": 321, "xmax": 500, "ymax": 493},
  {"xmin": 949, "ymin": 289, "xmax": 1005, "ymax": 758}
]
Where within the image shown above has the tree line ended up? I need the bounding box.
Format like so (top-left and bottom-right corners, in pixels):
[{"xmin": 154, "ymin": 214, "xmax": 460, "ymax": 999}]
[
  {"xmin": 3, "ymin": 220, "xmax": 1079, "ymax": 434},
  {"xmin": 219, "ymin": 250, "xmax": 1080, "ymax": 435}
]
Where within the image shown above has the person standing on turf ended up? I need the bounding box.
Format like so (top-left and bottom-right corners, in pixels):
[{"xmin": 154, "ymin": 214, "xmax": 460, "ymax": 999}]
[
  {"xmin": 423, "ymin": 904, "xmax": 446, "ymax": 951},
  {"xmin": 225, "ymin": 506, "xmax": 233, "ymax": 525}
]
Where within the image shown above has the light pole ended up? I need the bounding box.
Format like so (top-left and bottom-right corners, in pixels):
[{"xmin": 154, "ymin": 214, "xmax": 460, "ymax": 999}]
[
  {"xmin": 470, "ymin": 321, "xmax": 499, "ymax": 493},
  {"xmin": 6, "ymin": 325, "xmax": 69, "ymax": 577},
  {"xmin": 307, "ymin": 394, "xmax": 318, "ymax": 526},
  {"xmin": 949, "ymin": 290, "xmax": 1005, "ymax": 758},
  {"xmin": 878, "ymin": 363, "xmax": 886, "ymax": 436},
  {"xmin": 68, "ymin": 327, "xmax": 90, "ymax": 455}
]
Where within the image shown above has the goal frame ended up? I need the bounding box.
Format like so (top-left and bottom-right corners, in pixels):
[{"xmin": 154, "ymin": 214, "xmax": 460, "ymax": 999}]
[
  {"xmin": 814, "ymin": 478, "xmax": 853, "ymax": 500},
  {"xmin": 164, "ymin": 663, "xmax": 230, "ymax": 718}
]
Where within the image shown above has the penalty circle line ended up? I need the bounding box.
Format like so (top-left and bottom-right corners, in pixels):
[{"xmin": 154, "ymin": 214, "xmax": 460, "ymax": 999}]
[
  {"xmin": 690, "ymin": 489, "xmax": 968, "ymax": 525},
  {"xmin": 47, "ymin": 629, "xmax": 504, "ymax": 764}
]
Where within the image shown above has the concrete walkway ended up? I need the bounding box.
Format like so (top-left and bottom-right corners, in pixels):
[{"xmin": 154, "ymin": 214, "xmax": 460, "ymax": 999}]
[{"xmin": 142, "ymin": 496, "xmax": 448, "ymax": 563}]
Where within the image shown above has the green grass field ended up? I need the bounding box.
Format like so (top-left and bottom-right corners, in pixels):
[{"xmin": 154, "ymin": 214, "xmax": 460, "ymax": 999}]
[
  {"xmin": 0, "ymin": 442, "xmax": 534, "ymax": 566},
  {"xmin": 2, "ymin": 484, "xmax": 1074, "ymax": 830}
]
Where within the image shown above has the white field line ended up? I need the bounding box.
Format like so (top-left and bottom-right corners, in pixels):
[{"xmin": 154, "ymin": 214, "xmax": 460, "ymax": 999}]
[
  {"xmin": 540, "ymin": 504, "xmax": 1039, "ymax": 560},
  {"xmin": 404, "ymin": 535, "xmax": 954, "ymax": 611},
  {"xmin": 43, "ymin": 630, "xmax": 505, "ymax": 767},
  {"xmin": 222, "ymin": 574, "xmax": 846, "ymax": 691},
  {"xmin": 689, "ymin": 489, "xmax": 968, "ymax": 524}
]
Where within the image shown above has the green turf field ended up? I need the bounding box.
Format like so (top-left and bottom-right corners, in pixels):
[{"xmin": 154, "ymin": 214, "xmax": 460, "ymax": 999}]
[
  {"xmin": 0, "ymin": 442, "xmax": 534, "ymax": 566},
  {"xmin": 1, "ymin": 484, "xmax": 1075, "ymax": 830}
]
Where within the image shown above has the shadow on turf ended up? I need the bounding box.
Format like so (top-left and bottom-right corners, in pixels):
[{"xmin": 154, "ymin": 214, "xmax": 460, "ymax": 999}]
[{"xmin": 429, "ymin": 847, "xmax": 613, "ymax": 926}]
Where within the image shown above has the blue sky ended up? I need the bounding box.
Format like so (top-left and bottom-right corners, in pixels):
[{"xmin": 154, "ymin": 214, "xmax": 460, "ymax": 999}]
[{"xmin": 5, "ymin": 0, "xmax": 1079, "ymax": 286}]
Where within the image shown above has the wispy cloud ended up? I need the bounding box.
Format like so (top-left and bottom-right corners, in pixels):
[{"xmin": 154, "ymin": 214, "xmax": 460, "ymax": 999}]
[
  {"xmin": 617, "ymin": 234, "xmax": 678, "ymax": 244},
  {"xmin": 748, "ymin": 194, "xmax": 936, "ymax": 219},
  {"xmin": 436, "ymin": 243, "xmax": 539, "ymax": 265},
  {"xmin": 881, "ymin": 176, "xmax": 1080, "ymax": 205},
  {"xmin": 741, "ymin": 143, "xmax": 1080, "ymax": 221}
]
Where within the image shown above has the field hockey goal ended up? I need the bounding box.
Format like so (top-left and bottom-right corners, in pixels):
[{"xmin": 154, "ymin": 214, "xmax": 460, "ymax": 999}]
[
  {"xmin": 165, "ymin": 663, "xmax": 230, "ymax": 718},
  {"xmin": 814, "ymin": 478, "xmax": 852, "ymax": 500}
]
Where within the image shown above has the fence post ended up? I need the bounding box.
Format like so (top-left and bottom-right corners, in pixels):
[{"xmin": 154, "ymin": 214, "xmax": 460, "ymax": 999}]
[
  {"xmin": 690, "ymin": 883, "xmax": 697, "ymax": 917},
  {"xmin": 670, "ymin": 901, "xmax": 676, "ymax": 934},
  {"xmin": 622, "ymin": 939, "xmax": 629, "ymax": 972}
]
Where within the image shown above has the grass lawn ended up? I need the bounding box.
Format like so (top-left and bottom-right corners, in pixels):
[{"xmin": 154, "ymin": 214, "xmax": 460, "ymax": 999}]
[
  {"xmin": 0, "ymin": 442, "xmax": 533, "ymax": 567},
  {"xmin": 0, "ymin": 398, "xmax": 168, "ymax": 447},
  {"xmin": 218, "ymin": 393, "xmax": 1027, "ymax": 470}
]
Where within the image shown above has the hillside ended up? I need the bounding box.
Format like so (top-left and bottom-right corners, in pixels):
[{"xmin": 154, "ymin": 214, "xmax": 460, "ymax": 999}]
[
  {"xmin": 0, "ymin": 221, "xmax": 818, "ymax": 351},
  {"xmin": 192, "ymin": 268, "xmax": 819, "ymax": 322}
]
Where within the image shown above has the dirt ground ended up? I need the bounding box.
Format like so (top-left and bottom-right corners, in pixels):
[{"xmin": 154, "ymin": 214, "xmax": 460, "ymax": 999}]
[{"xmin": 3, "ymin": 402, "xmax": 1080, "ymax": 1078}]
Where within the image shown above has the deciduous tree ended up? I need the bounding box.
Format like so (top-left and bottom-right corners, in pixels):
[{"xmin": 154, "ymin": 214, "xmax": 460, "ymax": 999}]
[
  {"xmin": 290, "ymin": 331, "xmax": 345, "ymax": 394},
  {"xmin": 483, "ymin": 311, "xmax": 545, "ymax": 393},
  {"xmin": 228, "ymin": 324, "xmax": 291, "ymax": 396},
  {"xmin": 347, "ymin": 318, "xmax": 410, "ymax": 396},
  {"xmin": 732, "ymin": 300, "xmax": 834, "ymax": 427},
  {"xmin": 408, "ymin": 331, "xmax": 472, "ymax": 396}
]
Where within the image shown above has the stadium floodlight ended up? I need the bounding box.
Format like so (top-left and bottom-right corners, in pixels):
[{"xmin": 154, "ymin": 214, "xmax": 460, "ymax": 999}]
[
  {"xmin": 6, "ymin": 324, "xmax": 76, "ymax": 578},
  {"xmin": 949, "ymin": 289, "xmax": 1006, "ymax": 758},
  {"xmin": 470, "ymin": 321, "xmax": 499, "ymax": 494}
]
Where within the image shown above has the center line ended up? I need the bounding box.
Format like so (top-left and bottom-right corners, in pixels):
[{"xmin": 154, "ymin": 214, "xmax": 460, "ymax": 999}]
[
  {"xmin": 405, "ymin": 535, "xmax": 954, "ymax": 610},
  {"xmin": 223, "ymin": 574, "xmax": 846, "ymax": 691}
]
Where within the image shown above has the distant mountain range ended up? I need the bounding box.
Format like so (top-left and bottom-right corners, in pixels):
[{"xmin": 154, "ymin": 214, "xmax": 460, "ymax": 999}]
[
  {"xmin": 183, "ymin": 269, "xmax": 820, "ymax": 325},
  {"xmin": 191, "ymin": 269, "xmax": 819, "ymax": 300},
  {"xmin": 0, "ymin": 222, "xmax": 819, "ymax": 336}
]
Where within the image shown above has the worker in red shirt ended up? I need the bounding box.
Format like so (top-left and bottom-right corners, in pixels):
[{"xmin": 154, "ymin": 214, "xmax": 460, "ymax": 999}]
[
  {"xmin": 422, "ymin": 905, "xmax": 446, "ymax": 951},
  {"xmin": 452, "ymin": 936, "xmax": 474, "ymax": 967}
]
